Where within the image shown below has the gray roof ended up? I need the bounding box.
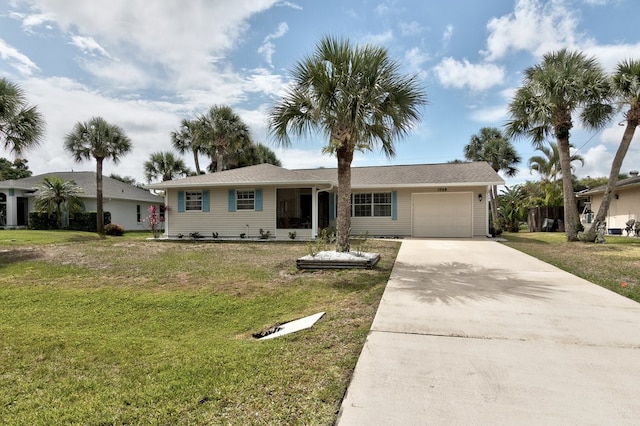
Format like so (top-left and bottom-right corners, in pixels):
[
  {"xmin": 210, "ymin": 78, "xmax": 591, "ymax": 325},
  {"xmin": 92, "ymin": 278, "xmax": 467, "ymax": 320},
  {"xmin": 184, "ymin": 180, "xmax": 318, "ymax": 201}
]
[
  {"xmin": 146, "ymin": 161, "xmax": 503, "ymax": 189},
  {"xmin": 580, "ymin": 174, "xmax": 640, "ymax": 196},
  {"xmin": 0, "ymin": 171, "xmax": 161, "ymax": 203}
]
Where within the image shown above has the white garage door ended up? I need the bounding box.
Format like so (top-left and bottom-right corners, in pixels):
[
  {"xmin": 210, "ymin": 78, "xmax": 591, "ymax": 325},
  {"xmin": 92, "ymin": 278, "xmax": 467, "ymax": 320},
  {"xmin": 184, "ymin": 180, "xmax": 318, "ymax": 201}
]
[{"xmin": 412, "ymin": 193, "xmax": 473, "ymax": 238}]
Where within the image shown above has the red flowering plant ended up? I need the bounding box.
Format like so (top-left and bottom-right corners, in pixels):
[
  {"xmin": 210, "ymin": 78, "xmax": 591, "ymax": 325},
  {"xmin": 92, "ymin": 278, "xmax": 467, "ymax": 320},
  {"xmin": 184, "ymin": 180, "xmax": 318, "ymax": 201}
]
[{"xmin": 143, "ymin": 205, "xmax": 167, "ymax": 238}]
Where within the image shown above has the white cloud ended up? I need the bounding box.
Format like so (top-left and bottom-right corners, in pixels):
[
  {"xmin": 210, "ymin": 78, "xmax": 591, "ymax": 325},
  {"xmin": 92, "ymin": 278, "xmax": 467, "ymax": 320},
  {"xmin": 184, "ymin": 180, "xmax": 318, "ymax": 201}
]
[
  {"xmin": 0, "ymin": 38, "xmax": 39, "ymax": 75},
  {"xmin": 432, "ymin": 57, "xmax": 505, "ymax": 92},
  {"xmin": 404, "ymin": 47, "xmax": 430, "ymax": 78},
  {"xmin": 258, "ymin": 22, "xmax": 289, "ymax": 68},
  {"xmin": 399, "ymin": 21, "xmax": 424, "ymax": 37},
  {"xmin": 442, "ymin": 24, "xmax": 454, "ymax": 44},
  {"xmin": 360, "ymin": 30, "xmax": 394, "ymax": 46},
  {"xmin": 469, "ymin": 105, "xmax": 508, "ymax": 123},
  {"xmin": 482, "ymin": 0, "xmax": 580, "ymax": 61},
  {"xmin": 69, "ymin": 35, "xmax": 111, "ymax": 58}
]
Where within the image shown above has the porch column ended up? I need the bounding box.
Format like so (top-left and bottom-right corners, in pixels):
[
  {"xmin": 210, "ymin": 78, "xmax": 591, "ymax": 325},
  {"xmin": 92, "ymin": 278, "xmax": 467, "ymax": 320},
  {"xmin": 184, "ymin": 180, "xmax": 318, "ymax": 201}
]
[
  {"xmin": 312, "ymin": 186, "xmax": 318, "ymax": 239},
  {"xmin": 7, "ymin": 189, "xmax": 17, "ymax": 228}
]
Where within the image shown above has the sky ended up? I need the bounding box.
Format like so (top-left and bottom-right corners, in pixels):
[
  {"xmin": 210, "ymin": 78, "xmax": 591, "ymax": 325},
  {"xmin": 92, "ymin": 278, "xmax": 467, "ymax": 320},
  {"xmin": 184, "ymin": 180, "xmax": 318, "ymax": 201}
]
[{"xmin": 1, "ymin": 0, "xmax": 639, "ymax": 186}]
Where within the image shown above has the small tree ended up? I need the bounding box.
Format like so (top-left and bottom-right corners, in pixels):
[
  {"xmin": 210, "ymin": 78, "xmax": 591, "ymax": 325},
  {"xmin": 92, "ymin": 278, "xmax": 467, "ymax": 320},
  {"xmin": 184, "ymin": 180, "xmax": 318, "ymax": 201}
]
[{"xmin": 34, "ymin": 176, "xmax": 84, "ymax": 228}]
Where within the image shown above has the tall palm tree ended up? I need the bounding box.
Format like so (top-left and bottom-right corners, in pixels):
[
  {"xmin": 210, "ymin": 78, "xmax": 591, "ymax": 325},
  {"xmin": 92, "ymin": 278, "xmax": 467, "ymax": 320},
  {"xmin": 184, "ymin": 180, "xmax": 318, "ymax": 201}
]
[
  {"xmin": 583, "ymin": 59, "xmax": 640, "ymax": 242},
  {"xmin": 0, "ymin": 77, "xmax": 45, "ymax": 158},
  {"xmin": 505, "ymin": 49, "xmax": 613, "ymax": 241},
  {"xmin": 527, "ymin": 142, "xmax": 584, "ymax": 182},
  {"xmin": 171, "ymin": 118, "xmax": 204, "ymax": 175},
  {"xmin": 464, "ymin": 127, "xmax": 521, "ymax": 230},
  {"xmin": 64, "ymin": 117, "xmax": 132, "ymax": 234},
  {"xmin": 269, "ymin": 36, "xmax": 427, "ymax": 251},
  {"xmin": 144, "ymin": 151, "xmax": 191, "ymax": 183},
  {"xmin": 34, "ymin": 176, "xmax": 84, "ymax": 229},
  {"xmin": 198, "ymin": 105, "xmax": 250, "ymax": 172}
]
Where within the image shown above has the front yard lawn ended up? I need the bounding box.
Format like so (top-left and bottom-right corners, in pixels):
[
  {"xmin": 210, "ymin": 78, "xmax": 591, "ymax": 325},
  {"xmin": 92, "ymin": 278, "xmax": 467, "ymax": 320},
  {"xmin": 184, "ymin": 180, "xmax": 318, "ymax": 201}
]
[
  {"xmin": 0, "ymin": 230, "xmax": 400, "ymax": 425},
  {"xmin": 501, "ymin": 232, "xmax": 640, "ymax": 303}
]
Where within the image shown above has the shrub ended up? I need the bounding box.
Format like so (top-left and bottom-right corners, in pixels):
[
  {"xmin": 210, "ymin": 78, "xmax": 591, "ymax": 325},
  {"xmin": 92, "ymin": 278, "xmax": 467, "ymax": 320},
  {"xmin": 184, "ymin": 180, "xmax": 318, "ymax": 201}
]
[{"xmin": 104, "ymin": 223, "xmax": 125, "ymax": 236}]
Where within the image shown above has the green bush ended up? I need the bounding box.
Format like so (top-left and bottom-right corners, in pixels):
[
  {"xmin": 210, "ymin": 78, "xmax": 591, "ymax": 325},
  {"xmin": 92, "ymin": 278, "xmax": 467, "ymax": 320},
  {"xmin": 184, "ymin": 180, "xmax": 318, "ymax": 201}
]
[
  {"xmin": 28, "ymin": 212, "xmax": 58, "ymax": 230},
  {"xmin": 68, "ymin": 212, "xmax": 111, "ymax": 232},
  {"xmin": 104, "ymin": 223, "xmax": 125, "ymax": 236}
]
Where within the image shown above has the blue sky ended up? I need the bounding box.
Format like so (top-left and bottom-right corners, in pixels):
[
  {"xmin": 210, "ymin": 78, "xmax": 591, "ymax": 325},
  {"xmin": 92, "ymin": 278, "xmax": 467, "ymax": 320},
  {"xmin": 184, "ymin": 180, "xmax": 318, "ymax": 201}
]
[{"xmin": 1, "ymin": 0, "xmax": 639, "ymax": 186}]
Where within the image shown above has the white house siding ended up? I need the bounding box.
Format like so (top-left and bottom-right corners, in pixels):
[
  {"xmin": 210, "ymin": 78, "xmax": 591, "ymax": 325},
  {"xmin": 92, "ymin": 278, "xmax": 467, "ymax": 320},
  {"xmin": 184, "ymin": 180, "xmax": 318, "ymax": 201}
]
[
  {"xmin": 350, "ymin": 186, "xmax": 487, "ymax": 238},
  {"xmin": 101, "ymin": 199, "xmax": 160, "ymax": 231},
  {"xmin": 166, "ymin": 187, "xmax": 277, "ymax": 238},
  {"xmin": 587, "ymin": 188, "xmax": 639, "ymax": 230}
]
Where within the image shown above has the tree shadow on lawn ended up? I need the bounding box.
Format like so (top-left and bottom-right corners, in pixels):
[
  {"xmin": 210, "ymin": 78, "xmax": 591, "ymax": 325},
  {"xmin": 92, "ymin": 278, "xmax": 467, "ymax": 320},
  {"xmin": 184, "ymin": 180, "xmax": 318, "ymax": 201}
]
[
  {"xmin": 390, "ymin": 261, "xmax": 555, "ymax": 304},
  {"xmin": 0, "ymin": 247, "xmax": 45, "ymax": 268}
]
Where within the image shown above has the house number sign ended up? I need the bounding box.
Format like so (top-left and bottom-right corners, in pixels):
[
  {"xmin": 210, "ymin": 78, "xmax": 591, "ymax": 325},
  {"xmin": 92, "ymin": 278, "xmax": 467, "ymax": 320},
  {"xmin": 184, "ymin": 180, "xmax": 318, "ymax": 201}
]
[{"xmin": 437, "ymin": 187, "xmax": 448, "ymax": 192}]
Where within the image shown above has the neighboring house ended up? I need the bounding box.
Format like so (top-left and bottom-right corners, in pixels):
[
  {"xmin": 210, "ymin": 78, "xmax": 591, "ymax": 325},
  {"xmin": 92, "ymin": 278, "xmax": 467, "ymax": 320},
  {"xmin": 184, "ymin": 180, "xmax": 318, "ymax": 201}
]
[
  {"xmin": 146, "ymin": 162, "xmax": 504, "ymax": 239},
  {"xmin": 578, "ymin": 170, "xmax": 640, "ymax": 232},
  {"xmin": 0, "ymin": 172, "xmax": 163, "ymax": 230}
]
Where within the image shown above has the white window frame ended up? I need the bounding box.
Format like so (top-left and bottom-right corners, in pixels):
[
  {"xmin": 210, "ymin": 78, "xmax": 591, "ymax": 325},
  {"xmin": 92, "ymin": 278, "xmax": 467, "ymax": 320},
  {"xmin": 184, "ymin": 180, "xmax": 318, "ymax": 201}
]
[
  {"xmin": 352, "ymin": 192, "xmax": 392, "ymax": 217},
  {"xmin": 185, "ymin": 191, "xmax": 203, "ymax": 211},
  {"xmin": 236, "ymin": 190, "xmax": 255, "ymax": 210}
]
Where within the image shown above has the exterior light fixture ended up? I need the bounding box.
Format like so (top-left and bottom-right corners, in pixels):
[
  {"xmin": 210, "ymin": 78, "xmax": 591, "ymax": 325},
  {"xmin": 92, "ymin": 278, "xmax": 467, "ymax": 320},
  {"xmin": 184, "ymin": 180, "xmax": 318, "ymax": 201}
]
[{"xmin": 478, "ymin": 193, "xmax": 483, "ymax": 202}]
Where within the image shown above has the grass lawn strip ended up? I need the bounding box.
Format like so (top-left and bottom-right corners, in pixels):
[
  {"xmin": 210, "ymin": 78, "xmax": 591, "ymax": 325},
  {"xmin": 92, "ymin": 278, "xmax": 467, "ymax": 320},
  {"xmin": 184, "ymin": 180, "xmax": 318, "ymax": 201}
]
[{"xmin": 0, "ymin": 231, "xmax": 399, "ymax": 425}]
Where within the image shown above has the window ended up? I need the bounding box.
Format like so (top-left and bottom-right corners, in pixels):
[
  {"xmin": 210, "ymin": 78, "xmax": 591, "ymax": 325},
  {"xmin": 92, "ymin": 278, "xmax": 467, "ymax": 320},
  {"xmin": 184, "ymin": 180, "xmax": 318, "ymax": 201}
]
[
  {"xmin": 236, "ymin": 190, "xmax": 255, "ymax": 210},
  {"xmin": 136, "ymin": 205, "xmax": 141, "ymax": 222},
  {"xmin": 352, "ymin": 192, "xmax": 392, "ymax": 217},
  {"xmin": 185, "ymin": 191, "xmax": 203, "ymax": 211}
]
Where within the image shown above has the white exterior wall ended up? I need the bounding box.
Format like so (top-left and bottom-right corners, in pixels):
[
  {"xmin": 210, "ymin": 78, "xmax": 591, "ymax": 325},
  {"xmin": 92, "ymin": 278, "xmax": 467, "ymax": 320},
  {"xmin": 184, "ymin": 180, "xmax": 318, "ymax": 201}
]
[
  {"xmin": 587, "ymin": 187, "xmax": 640, "ymax": 230},
  {"xmin": 350, "ymin": 186, "xmax": 488, "ymax": 237},
  {"xmin": 166, "ymin": 187, "xmax": 277, "ymax": 238}
]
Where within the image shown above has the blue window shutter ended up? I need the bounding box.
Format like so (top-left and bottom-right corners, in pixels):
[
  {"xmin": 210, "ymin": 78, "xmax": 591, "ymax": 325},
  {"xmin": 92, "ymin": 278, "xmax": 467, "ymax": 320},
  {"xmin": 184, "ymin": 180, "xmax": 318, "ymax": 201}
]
[
  {"xmin": 202, "ymin": 190, "xmax": 210, "ymax": 212},
  {"xmin": 255, "ymin": 189, "xmax": 263, "ymax": 211},
  {"xmin": 178, "ymin": 191, "xmax": 185, "ymax": 212},
  {"xmin": 228, "ymin": 190, "xmax": 236, "ymax": 212},
  {"xmin": 329, "ymin": 193, "xmax": 335, "ymax": 221},
  {"xmin": 391, "ymin": 191, "xmax": 397, "ymax": 221}
]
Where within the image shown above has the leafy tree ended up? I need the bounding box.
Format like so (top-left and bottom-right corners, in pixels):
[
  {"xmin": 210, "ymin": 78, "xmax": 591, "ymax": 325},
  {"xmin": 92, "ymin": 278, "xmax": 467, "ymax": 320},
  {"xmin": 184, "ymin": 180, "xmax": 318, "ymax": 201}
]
[
  {"xmin": 506, "ymin": 49, "xmax": 613, "ymax": 241},
  {"xmin": 198, "ymin": 105, "xmax": 250, "ymax": 173},
  {"xmin": 269, "ymin": 36, "xmax": 427, "ymax": 251},
  {"xmin": 582, "ymin": 59, "xmax": 640, "ymax": 242},
  {"xmin": 0, "ymin": 157, "xmax": 32, "ymax": 180},
  {"xmin": 209, "ymin": 140, "xmax": 282, "ymax": 171},
  {"xmin": 497, "ymin": 185, "xmax": 527, "ymax": 232},
  {"xmin": 64, "ymin": 117, "xmax": 132, "ymax": 234},
  {"xmin": 109, "ymin": 173, "xmax": 139, "ymax": 186},
  {"xmin": 0, "ymin": 77, "xmax": 45, "ymax": 158},
  {"xmin": 144, "ymin": 151, "xmax": 191, "ymax": 183},
  {"xmin": 171, "ymin": 118, "xmax": 205, "ymax": 175},
  {"xmin": 463, "ymin": 127, "xmax": 521, "ymax": 232},
  {"xmin": 34, "ymin": 176, "xmax": 84, "ymax": 228}
]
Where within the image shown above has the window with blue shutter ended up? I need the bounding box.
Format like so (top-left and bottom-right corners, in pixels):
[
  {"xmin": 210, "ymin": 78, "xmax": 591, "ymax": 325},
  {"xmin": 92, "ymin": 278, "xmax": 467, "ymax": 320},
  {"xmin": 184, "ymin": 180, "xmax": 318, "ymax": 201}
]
[
  {"xmin": 202, "ymin": 190, "xmax": 210, "ymax": 212},
  {"xmin": 255, "ymin": 189, "xmax": 263, "ymax": 211},
  {"xmin": 391, "ymin": 191, "xmax": 397, "ymax": 221},
  {"xmin": 228, "ymin": 190, "xmax": 236, "ymax": 212},
  {"xmin": 178, "ymin": 191, "xmax": 185, "ymax": 212}
]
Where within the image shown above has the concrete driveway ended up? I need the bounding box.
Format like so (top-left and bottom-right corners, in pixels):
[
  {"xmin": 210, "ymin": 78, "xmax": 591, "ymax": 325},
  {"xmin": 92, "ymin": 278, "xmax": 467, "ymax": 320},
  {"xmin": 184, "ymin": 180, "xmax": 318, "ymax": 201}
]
[{"xmin": 337, "ymin": 239, "xmax": 640, "ymax": 425}]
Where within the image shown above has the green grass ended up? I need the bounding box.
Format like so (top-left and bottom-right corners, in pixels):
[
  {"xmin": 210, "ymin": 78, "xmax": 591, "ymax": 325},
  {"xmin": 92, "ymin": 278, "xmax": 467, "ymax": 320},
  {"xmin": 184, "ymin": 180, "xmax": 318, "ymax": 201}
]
[
  {"xmin": 501, "ymin": 231, "xmax": 640, "ymax": 303},
  {"xmin": 0, "ymin": 231, "xmax": 400, "ymax": 425}
]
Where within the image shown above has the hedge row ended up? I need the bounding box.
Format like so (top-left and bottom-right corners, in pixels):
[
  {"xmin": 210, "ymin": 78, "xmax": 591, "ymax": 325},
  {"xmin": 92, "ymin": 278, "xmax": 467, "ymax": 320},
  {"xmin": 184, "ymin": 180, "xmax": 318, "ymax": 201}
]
[{"xmin": 29, "ymin": 211, "xmax": 112, "ymax": 232}]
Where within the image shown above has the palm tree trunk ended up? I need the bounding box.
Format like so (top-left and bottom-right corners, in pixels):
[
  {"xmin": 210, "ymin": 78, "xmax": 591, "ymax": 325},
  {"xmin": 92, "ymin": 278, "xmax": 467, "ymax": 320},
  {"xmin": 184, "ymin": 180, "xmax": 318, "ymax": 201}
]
[
  {"xmin": 96, "ymin": 158, "xmax": 104, "ymax": 233},
  {"xmin": 193, "ymin": 151, "xmax": 201, "ymax": 175},
  {"xmin": 490, "ymin": 185, "xmax": 499, "ymax": 232},
  {"xmin": 582, "ymin": 107, "xmax": 639, "ymax": 242},
  {"xmin": 557, "ymin": 137, "xmax": 580, "ymax": 241},
  {"xmin": 336, "ymin": 146, "xmax": 353, "ymax": 252}
]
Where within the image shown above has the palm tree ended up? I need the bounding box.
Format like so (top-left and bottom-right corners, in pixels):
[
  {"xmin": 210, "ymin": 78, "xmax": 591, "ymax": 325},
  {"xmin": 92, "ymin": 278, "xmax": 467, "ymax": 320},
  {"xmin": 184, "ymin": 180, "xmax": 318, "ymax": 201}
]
[
  {"xmin": 198, "ymin": 105, "xmax": 250, "ymax": 172},
  {"xmin": 0, "ymin": 77, "xmax": 45, "ymax": 158},
  {"xmin": 144, "ymin": 151, "xmax": 191, "ymax": 183},
  {"xmin": 34, "ymin": 176, "xmax": 84, "ymax": 228},
  {"xmin": 171, "ymin": 118, "xmax": 204, "ymax": 175},
  {"xmin": 527, "ymin": 142, "xmax": 584, "ymax": 182},
  {"xmin": 463, "ymin": 127, "xmax": 521, "ymax": 231},
  {"xmin": 583, "ymin": 59, "xmax": 640, "ymax": 242},
  {"xmin": 269, "ymin": 36, "xmax": 427, "ymax": 251},
  {"xmin": 505, "ymin": 49, "xmax": 613, "ymax": 241},
  {"xmin": 64, "ymin": 117, "xmax": 132, "ymax": 233}
]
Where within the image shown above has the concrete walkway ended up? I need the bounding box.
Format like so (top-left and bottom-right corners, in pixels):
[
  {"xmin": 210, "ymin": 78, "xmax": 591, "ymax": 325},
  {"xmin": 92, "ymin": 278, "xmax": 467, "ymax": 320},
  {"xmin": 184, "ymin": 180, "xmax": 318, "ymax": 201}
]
[{"xmin": 337, "ymin": 239, "xmax": 640, "ymax": 425}]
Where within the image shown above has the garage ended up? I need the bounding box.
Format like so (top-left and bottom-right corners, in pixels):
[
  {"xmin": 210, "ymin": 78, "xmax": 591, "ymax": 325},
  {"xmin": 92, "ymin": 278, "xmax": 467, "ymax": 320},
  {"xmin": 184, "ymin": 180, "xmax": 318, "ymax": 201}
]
[{"xmin": 412, "ymin": 192, "xmax": 473, "ymax": 238}]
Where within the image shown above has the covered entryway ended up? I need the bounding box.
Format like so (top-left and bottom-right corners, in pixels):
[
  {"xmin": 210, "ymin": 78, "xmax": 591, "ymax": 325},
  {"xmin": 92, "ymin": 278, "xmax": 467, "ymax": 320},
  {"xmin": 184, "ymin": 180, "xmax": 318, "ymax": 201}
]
[{"xmin": 412, "ymin": 192, "xmax": 472, "ymax": 237}]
